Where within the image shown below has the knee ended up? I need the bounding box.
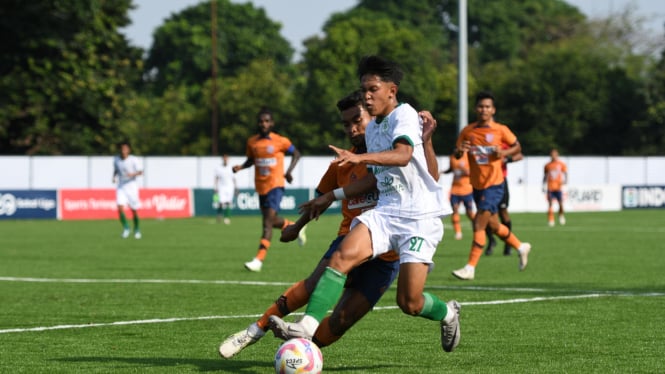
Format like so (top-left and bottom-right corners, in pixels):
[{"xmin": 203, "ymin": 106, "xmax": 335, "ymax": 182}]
[{"xmin": 396, "ymin": 295, "xmax": 423, "ymax": 316}]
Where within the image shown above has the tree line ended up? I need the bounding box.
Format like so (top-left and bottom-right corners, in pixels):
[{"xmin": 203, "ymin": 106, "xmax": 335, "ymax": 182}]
[{"xmin": 1, "ymin": 0, "xmax": 664, "ymax": 156}]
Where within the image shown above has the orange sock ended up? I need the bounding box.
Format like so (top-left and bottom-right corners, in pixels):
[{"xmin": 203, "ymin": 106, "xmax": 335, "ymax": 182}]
[
  {"xmin": 547, "ymin": 210, "xmax": 554, "ymax": 222},
  {"xmin": 496, "ymin": 224, "xmax": 521, "ymax": 250},
  {"xmin": 281, "ymin": 219, "xmax": 293, "ymax": 230},
  {"xmin": 255, "ymin": 238, "xmax": 271, "ymax": 261},
  {"xmin": 452, "ymin": 213, "xmax": 461, "ymax": 234},
  {"xmin": 468, "ymin": 230, "xmax": 486, "ymax": 266},
  {"xmin": 256, "ymin": 280, "xmax": 310, "ymax": 331},
  {"xmin": 283, "ymin": 280, "xmax": 310, "ymax": 312},
  {"xmin": 313, "ymin": 316, "xmax": 341, "ymax": 348}
]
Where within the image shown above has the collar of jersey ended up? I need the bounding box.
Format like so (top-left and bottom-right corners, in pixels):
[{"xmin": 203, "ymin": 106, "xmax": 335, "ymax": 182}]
[{"xmin": 374, "ymin": 102, "xmax": 403, "ymax": 125}]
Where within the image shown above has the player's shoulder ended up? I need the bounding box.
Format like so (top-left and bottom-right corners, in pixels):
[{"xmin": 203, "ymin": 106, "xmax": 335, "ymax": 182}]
[
  {"xmin": 491, "ymin": 121, "xmax": 511, "ymax": 131},
  {"xmin": 391, "ymin": 103, "xmax": 418, "ymax": 120},
  {"xmin": 247, "ymin": 133, "xmax": 261, "ymax": 144},
  {"xmin": 268, "ymin": 131, "xmax": 292, "ymax": 143}
]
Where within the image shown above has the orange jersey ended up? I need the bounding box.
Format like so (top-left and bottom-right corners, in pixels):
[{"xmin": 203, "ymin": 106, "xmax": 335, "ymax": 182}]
[
  {"xmin": 457, "ymin": 121, "xmax": 517, "ymax": 190},
  {"xmin": 245, "ymin": 132, "xmax": 294, "ymax": 195},
  {"xmin": 448, "ymin": 153, "xmax": 473, "ymax": 196},
  {"xmin": 544, "ymin": 160, "xmax": 567, "ymax": 191},
  {"xmin": 316, "ymin": 147, "xmax": 397, "ymax": 262}
]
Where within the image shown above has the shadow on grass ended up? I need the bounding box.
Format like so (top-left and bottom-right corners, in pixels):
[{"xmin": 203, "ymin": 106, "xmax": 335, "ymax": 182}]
[{"xmin": 53, "ymin": 356, "xmax": 403, "ymax": 372}]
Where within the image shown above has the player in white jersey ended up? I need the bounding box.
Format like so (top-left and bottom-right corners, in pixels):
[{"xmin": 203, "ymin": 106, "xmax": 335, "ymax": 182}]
[
  {"xmin": 113, "ymin": 141, "xmax": 143, "ymax": 239},
  {"xmin": 269, "ymin": 55, "xmax": 461, "ymax": 353},
  {"xmin": 213, "ymin": 154, "xmax": 237, "ymax": 224}
]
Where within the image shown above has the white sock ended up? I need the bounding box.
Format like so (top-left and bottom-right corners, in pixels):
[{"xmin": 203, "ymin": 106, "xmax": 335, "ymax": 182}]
[
  {"xmin": 248, "ymin": 322, "xmax": 265, "ymax": 338},
  {"xmin": 443, "ymin": 304, "xmax": 456, "ymax": 324},
  {"xmin": 299, "ymin": 315, "xmax": 320, "ymax": 337}
]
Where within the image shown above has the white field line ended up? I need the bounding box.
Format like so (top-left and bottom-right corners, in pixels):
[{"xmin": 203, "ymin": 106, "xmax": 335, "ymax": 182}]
[
  {"xmin": 0, "ymin": 276, "xmax": 651, "ymax": 296},
  {"xmin": 1, "ymin": 286, "xmax": 662, "ymax": 335},
  {"xmin": 0, "ymin": 276, "xmax": 294, "ymax": 287}
]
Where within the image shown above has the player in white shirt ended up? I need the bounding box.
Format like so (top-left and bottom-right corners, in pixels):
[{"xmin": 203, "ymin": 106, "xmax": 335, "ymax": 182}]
[
  {"xmin": 113, "ymin": 141, "xmax": 143, "ymax": 239},
  {"xmin": 213, "ymin": 154, "xmax": 237, "ymax": 224},
  {"xmin": 269, "ymin": 55, "xmax": 461, "ymax": 353}
]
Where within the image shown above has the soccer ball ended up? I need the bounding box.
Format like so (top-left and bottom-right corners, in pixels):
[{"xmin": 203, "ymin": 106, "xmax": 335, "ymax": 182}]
[{"xmin": 274, "ymin": 338, "xmax": 323, "ymax": 374}]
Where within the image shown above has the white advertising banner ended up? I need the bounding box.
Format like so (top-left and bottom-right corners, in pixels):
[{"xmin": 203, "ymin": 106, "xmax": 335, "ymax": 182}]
[{"xmin": 503, "ymin": 185, "xmax": 622, "ymax": 213}]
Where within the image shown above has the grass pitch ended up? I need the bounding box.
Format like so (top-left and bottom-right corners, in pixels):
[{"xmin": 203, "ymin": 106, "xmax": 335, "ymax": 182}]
[{"xmin": 1, "ymin": 210, "xmax": 664, "ymax": 373}]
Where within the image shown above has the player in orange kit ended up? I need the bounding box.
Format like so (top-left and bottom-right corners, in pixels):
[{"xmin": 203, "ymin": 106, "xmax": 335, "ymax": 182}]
[
  {"xmin": 543, "ymin": 148, "xmax": 568, "ymax": 226},
  {"xmin": 452, "ymin": 91, "xmax": 531, "ymax": 280},
  {"xmin": 233, "ymin": 108, "xmax": 304, "ymax": 272},
  {"xmin": 442, "ymin": 151, "xmax": 475, "ymax": 240},
  {"xmin": 485, "ymin": 142, "xmax": 523, "ymax": 256},
  {"xmin": 219, "ymin": 90, "xmax": 441, "ymax": 357}
]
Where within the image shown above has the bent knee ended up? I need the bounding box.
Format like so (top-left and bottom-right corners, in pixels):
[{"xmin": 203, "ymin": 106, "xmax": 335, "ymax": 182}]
[{"xmin": 396, "ymin": 297, "xmax": 423, "ymax": 316}]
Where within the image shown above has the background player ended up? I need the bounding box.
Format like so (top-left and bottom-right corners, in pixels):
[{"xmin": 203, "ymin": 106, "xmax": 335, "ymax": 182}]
[
  {"xmin": 442, "ymin": 149, "xmax": 476, "ymax": 240},
  {"xmin": 112, "ymin": 141, "xmax": 143, "ymax": 239},
  {"xmin": 451, "ymin": 91, "xmax": 531, "ymax": 280},
  {"xmin": 543, "ymin": 148, "xmax": 568, "ymax": 226},
  {"xmin": 213, "ymin": 154, "xmax": 237, "ymax": 224},
  {"xmin": 233, "ymin": 108, "xmax": 304, "ymax": 272},
  {"xmin": 485, "ymin": 143, "xmax": 523, "ymax": 256}
]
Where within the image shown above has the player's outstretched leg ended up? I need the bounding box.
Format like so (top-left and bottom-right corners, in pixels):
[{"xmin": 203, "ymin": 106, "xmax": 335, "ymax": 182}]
[
  {"xmin": 440, "ymin": 300, "xmax": 461, "ymax": 352},
  {"xmin": 218, "ymin": 322, "xmax": 265, "ymax": 359}
]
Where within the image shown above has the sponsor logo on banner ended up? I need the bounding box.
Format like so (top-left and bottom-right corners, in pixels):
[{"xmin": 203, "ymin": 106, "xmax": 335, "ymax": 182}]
[
  {"xmin": 60, "ymin": 189, "xmax": 191, "ymax": 220},
  {"xmin": 235, "ymin": 191, "xmax": 296, "ymax": 211},
  {"xmin": 0, "ymin": 190, "xmax": 57, "ymax": 219},
  {"xmin": 622, "ymin": 186, "xmax": 665, "ymax": 209}
]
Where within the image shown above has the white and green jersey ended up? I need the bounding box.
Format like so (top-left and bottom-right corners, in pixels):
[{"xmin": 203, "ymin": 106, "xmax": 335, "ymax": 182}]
[
  {"xmin": 365, "ymin": 103, "xmax": 450, "ymax": 219},
  {"xmin": 113, "ymin": 155, "xmax": 142, "ymax": 187}
]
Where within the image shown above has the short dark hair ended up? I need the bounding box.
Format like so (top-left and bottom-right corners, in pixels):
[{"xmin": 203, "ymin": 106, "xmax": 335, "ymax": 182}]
[
  {"xmin": 336, "ymin": 90, "xmax": 364, "ymax": 112},
  {"xmin": 256, "ymin": 106, "xmax": 273, "ymax": 121},
  {"xmin": 118, "ymin": 140, "xmax": 131, "ymax": 149},
  {"xmin": 475, "ymin": 90, "xmax": 495, "ymax": 105},
  {"xmin": 357, "ymin": 55, "xmax": 403, "ymax": 86}
]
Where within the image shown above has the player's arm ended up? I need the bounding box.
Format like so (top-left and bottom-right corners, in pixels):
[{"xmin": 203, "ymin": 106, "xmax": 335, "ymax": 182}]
[
  {"xmin": 232, "ymin": 158, "xmax": 253, "ymax": 173},
  {"xmin": 284, "ymin": 146, "xmax": 301, "ymax": 184},
  {"xmin": 496, "ymin": 141, "xmax": 521, "ymax": 159},
  {"xmin": 301, "ymin": 173, "xmax": 376, "ymax": 220},
  {"xmin": 281, "ymin": 162, "xmax": 337, "ymax": 242},
  {"xmin": 329, "ymin": 140, "xmax": 413, "ymax": 168},
  {"xmin": 419, "ymin": 110, "xmax": 440, "ymax": 182},
  {"xmin": 454, "ymin": 135, "xmax": 468, "ymax": 159},
  {"xmin": 506, "ymin": 152, "xmax": 524, "ymax": 164}
]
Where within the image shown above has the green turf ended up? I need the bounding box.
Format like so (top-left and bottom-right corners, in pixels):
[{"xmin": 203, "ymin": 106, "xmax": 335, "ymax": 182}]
[{"xmin": 1, "ymin": 210, "xmax": 663, "ymax": 373}]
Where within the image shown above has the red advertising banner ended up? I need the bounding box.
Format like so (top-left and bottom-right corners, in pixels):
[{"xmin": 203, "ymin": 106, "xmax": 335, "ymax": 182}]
[{"xmin": 60, "ymin": 189, "xmax": 192, "ymax": 220}]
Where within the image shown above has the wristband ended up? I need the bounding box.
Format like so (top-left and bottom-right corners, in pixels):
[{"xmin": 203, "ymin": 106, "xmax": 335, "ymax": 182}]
[{"xmin": 333, "ymin": 187, "xmax": 346, "ymax": 200}]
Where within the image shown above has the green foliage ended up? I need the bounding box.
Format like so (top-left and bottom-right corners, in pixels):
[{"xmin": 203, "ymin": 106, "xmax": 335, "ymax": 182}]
[
  {"xmin": 1, "ymin": 0, "xmax": 664, "ymax": 156},
  {"xmin": 295, "ymin": 10, "xmax": 447, "ymax": 152},
  {"xmin": 0, "ymin": 0, "xmax": 143, "ymax": 155},
  {"xmin": 144, "ymin": 0, "xmax": 293, "ymax": 94},
  {"xmin": 208, "ymin": 59, "xmax": 297, "ymax": 155}
]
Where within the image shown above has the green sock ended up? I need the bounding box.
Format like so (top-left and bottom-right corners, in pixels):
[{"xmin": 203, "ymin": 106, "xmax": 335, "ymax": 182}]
[
  {"xmin": 224, "ymin": 206, "xmax": 231, "ymax": 218},
  {"xmin": 132, "ymin": 211, "xmax": 140, "ymax": 231},
  {"xmin": 119, "ymin": 211, "xmax": 128, "ymax": 229},
  {"xmin": 305, "ymin": 267, "xmax": 346, "ymax": 322},
  {"xmin": 419, "ymin": 292, "xmax": 448, "ymax": 321}
]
